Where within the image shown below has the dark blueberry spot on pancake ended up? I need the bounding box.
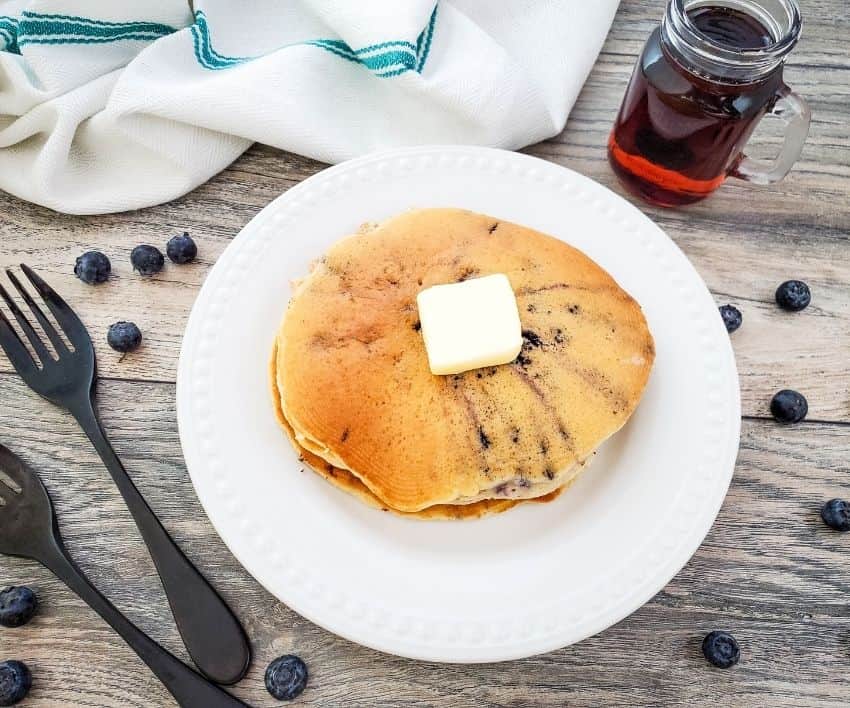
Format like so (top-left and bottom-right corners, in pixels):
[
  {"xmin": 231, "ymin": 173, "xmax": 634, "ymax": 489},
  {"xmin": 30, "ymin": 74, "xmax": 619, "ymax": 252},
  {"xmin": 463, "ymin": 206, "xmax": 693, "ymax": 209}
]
[
  {"xmin": 457, "ymin": 266, "xmax": 479, "ymax": 282},
  {"xmin": 488, "ymin": 223, "xmax": 500, "ymax": 234},
  {"xmin": 511, "ymin": 428, "xmax": 520, "ymax": 444},
  {"xmin": 568, "ymin": 304, "xmax": 581, "ymax": 314},
  {"xmin": 488, "ymin": 367, "xmax": 498, "ymax": 377},
  {"xmin": 412, "ymin": 320, "xmax": 421, "ymax": 331},
  {"xmin": 554, "ymin": 328, "xmax": 566, "ymax": 344},
  {"xmin": 478, "ymin": 426, "xmax": 491, "ymax": 449},
  {"xmin": 516, "ymin": 352, "xmax": 532, "ymax": 368},
  {"xmin": 494, "ymin": 483, "xmax": 508, "ymax": 495},
  {"xmin": 518, "ymin": 478, "xmax": 530, "ymax": 488},
  {"xmin": 341, "ymin": 428, "xmax": 350, "ymax": 442},
  {"xmin": 540, "ymin": 438, "xmax": 549, "ymax": 455},
  {"xmin": 526, "ymin": 303, "xmax": 536, "ymax": 313},
  {"xmin": 544, "ymin": 466, "xmax": 556, "ymax": 480},
  {"xmin": 521, "ymin": 330, "xmax": 543, "ymax": 348}
]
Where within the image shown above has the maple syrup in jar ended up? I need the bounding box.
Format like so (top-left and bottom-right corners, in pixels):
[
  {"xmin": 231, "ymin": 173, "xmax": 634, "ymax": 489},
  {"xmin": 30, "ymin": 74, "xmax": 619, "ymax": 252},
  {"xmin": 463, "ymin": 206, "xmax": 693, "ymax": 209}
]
[{"xmin": 609, "ymin": 0, "xmax": 810, "ymax": 206}]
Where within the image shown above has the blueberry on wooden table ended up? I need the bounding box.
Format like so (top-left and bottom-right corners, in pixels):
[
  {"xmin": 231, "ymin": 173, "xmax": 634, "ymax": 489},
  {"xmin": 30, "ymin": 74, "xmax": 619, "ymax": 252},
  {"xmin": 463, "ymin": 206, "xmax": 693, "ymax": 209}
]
[
  {"xmin": 0, "ymin": 587, "xmax": 37, "ymax": 628},
  {"xmin": 770, "ymin": 389, "xmax": 807, "ymax": 424},
  {"xmin": 821, "ymin": 499, "xmax": 850, "ymax": 532},
  {"xmin": 166, "ymin": 232, "xmax": 198, "ymax": 264},
  {"xmin": 265, "ymin": 655, "xmax": 308, "ymax": 701},
  {"xmin": 775, "ymin": 279, "xmax": 811, "ymax": 311},
  {"xmin": 130, "ymin": 244, "xmax": 165, "ymax": 276},
  {"xmin": 73, "ymin": 251, "xmax": 111, "ymax": 284},
  {"xmin": 719, "ymin": 304, "xmax": 742, "ymax": 333},
  {"xmin": 107, "ymin": 321, "xmax": 142, "ymax": 353},
  {"xmin": 0, "ymin": 660, "xmax": 31, "ymax": 706},
  {"xmin": 702, "ymin": 631, "xmax": 740, "ymax": 668}
]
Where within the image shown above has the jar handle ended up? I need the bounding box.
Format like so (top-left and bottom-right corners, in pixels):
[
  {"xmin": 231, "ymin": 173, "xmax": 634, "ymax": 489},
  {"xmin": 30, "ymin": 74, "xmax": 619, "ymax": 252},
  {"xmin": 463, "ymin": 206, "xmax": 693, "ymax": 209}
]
[{"xmin": 731, "ymin": 87, "xmax": 811, "ymax": 185}]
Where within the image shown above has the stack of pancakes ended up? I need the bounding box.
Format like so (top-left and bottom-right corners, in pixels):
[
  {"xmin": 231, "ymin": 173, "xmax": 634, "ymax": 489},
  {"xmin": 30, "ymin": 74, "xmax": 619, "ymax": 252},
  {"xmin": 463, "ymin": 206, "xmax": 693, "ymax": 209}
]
[{"xmin": 270, "ymin": 208, "xmax": 654, "ymax": 519}]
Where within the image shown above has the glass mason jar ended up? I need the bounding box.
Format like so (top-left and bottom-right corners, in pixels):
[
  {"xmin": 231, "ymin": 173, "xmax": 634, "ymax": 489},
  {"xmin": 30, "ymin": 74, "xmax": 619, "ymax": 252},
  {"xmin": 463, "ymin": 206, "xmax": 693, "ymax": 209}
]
[{"xmin": 608, "ymin": 0, "xmax": 810, "ymax": 206}]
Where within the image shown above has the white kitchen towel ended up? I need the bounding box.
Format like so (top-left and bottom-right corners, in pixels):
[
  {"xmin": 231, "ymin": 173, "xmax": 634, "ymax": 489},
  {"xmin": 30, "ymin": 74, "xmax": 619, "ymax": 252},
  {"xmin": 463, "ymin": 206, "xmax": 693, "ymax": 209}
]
[{"xmin": 0, "ymin": 0, "xmax": 619, "ymax": 215}]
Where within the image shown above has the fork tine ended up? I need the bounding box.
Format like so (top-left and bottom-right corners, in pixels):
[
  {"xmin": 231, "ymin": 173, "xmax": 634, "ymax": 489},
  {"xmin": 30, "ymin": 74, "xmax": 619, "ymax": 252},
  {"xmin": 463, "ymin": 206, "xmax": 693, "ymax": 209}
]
[
  {"xmin": 0, "ymin": 444, "xmax": 34, "ymax": 493},
  {"xmin": 0, "ymin": 473, "xmax": 19, "ymax": 499},
  {"xmin": 19, "ymin": 264, "xmax": 91, "ymax": 351},
  {"xmin": 7, "ymin": 270, "xmax": 70, "ymax": 356},
  {"xmin": 0, "ymin": 282, "xmax": 52, "ymax": 364},
  {"xmin": 0, "ymin": 296, "xmax": 42, "ymax": 376}
]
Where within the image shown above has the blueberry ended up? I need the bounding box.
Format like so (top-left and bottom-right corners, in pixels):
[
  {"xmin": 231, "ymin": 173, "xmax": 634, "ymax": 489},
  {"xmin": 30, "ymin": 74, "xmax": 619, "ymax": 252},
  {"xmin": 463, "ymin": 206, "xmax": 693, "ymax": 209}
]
[
  {"xmin": 702, "ymin": 631, "xmax": 740, "ymax": 668},
  {"xmin": 0, "ymin": 587, "xmax": 37, "ymax": 628},
  {"xmin": 821, "ymin": 499, "xmax": 850, "ymax": 532},
  {"xmin": 719, "ymin": 305, "xmax": 742, "ymax": 333},
  {"xmin": 770, "ymin": 389, "xmax": 808, "ymax": 424},
  {"xmin": 265, "ymin": 655, "xmax": 308, "ymax": 701},
  {"xmin": 0, "ymin": 661, "xmax": 31, "ymax": 706},
  {"xmin": 775, "ymin": 280, "xmax": 811, "ymax": 311},
  {"xmin": 107, "ymin": 321, "xmax": 142, "ymax": 353},
  {"xmin": 130, "ymin": 245, "xmax": 165, "ymax": 276},
  {"xmin": 166, "ymin": 233, "xmax": 198, "ymax": 264},
  {"xmin": 74, "ymin": 251, "xmax": 111, "ymax": 285}
]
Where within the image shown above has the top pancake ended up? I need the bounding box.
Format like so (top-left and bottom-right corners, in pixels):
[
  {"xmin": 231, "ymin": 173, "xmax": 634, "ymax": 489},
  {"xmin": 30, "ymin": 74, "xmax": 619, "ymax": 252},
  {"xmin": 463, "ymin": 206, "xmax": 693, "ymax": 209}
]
[
  {"xmin": 270, "ymin": 339, "xmax": 565, "ymax": 520},
  {"xmin": 276, "ymin": 208, "xmax": 654, "ymax": 512}
]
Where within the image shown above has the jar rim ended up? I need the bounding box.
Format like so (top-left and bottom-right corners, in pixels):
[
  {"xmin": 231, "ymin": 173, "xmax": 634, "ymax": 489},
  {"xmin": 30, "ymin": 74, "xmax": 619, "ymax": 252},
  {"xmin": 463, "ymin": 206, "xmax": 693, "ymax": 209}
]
[{"xmin": 665, "ymin": 0, "xmax": 802, "ymax": 79}]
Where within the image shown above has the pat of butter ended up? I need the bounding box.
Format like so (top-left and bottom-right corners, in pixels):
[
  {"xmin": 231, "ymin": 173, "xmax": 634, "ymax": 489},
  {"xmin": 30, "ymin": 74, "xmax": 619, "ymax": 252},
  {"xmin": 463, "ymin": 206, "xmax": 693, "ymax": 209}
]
[{"xmin": 416, "ymin": 273, "xmax": 522, "ymax": 375}]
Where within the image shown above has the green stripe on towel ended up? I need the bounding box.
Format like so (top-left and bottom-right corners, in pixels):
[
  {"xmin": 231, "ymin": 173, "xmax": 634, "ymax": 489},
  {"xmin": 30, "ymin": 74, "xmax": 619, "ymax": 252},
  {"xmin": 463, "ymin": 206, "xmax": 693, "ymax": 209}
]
[
  {"xmin": 308, "ymin": 40, "xmax": 416, "ymax": 73},
  {"xmin": 190, "ymin": 11, "xmax": 249, "ymax": 68},
  {"xmin": 190, "ymin": 5, "xmax": 438, "ymax": 77},
  {"xmin": 0, "ymin": 16, "xmax": 20, "ymax": 53},
  {"xmin": 18, "ymin": 12, "xmax": 176, "ymax": 47},
  {"xmin": 416, "ymin": 5, "xmax": 438, "ymax": 72}
]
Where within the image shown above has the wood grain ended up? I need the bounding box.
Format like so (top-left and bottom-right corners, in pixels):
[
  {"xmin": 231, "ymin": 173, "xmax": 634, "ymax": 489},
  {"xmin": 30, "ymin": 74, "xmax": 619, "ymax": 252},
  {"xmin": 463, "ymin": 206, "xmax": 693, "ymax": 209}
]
[
  {"xmin": 0, "ymin": 1, "xmax": 847, "ymax": 421},
  {"xmin": 0, "ymin": 377, "xmax": 849, "ymax": 707},
  {"xmin": 0, "ymin": 0, "xmax": 848, "ymax": 705}
]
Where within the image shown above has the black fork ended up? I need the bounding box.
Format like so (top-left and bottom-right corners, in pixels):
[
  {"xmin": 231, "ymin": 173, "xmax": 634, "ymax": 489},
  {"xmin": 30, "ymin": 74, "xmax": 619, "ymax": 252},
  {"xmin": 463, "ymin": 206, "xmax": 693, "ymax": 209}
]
[
  {"xmin": 0, "ymin": 265, "xmax": 250, "ymax": 685},
  {"xmin": 0, "ymin": 444, "xmax": 250, "ymax": 707}
]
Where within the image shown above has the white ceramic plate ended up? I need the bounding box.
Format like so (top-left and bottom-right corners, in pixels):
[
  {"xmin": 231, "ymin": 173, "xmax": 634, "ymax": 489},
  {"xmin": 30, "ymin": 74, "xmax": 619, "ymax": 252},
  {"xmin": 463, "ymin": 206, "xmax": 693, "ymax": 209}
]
[{"xmin": 177, "ymin": 146, "xmax": 740, "ymax": 663}]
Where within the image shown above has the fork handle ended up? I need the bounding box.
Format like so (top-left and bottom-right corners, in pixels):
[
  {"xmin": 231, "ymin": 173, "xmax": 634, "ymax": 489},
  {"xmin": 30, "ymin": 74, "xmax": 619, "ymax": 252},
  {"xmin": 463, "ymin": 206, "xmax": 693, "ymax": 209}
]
[
  {"xmin": 40, "ymin": 540, "xmax": 251, "ymax": 708},
  {"xmin": 67, "ymin": 396, "xmax": 251, "ymax": 686}
]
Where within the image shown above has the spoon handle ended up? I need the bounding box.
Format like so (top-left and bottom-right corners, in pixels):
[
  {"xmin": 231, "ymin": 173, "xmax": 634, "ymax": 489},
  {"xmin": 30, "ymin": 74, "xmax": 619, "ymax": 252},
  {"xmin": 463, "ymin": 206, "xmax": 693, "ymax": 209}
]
[{"xmin": 40, "ymin": 540, "xmax": 252, "ymax": 708}]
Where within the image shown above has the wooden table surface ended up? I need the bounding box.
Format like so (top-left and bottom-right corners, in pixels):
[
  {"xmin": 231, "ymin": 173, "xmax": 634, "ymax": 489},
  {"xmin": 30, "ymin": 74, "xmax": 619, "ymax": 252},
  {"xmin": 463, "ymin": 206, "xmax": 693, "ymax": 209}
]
[{"xmin": 1, "ymin": 1, "xmax": 848, "ymax": 706}]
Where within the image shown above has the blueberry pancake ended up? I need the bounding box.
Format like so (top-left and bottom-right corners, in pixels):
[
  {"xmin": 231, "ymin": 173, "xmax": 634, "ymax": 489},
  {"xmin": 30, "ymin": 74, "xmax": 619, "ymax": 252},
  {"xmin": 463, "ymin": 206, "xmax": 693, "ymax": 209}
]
[
  {"xmin": 270, "ymin": 341, "xmax": 565, "ymax": 520},
  {"xmin": 272, "ymin": 208, "xmax": 654, "ymax": 514}
]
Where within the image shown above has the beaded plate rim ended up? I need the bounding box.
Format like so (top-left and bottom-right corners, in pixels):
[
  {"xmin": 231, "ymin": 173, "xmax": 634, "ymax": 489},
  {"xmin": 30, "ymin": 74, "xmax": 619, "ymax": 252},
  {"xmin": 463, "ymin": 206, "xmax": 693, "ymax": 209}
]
[{"xmin": 177, "ymin": 145, "xmax": 741, "ymax": 663}]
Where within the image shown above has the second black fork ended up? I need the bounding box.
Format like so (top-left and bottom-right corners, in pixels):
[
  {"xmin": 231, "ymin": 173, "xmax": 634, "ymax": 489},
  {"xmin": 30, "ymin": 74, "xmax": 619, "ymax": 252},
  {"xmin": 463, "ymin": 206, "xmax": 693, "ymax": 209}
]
[{"xmin": 0, "ymin": 265, "xmax": 250, "ymax": 685}]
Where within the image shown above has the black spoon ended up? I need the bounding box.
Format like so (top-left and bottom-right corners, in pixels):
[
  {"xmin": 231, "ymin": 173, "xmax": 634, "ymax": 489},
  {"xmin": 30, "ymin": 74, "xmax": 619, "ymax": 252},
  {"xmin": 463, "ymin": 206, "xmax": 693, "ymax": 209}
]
[{"xmin": 0, "ymin": 444, "xmax": 252, "ymax": 708}]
